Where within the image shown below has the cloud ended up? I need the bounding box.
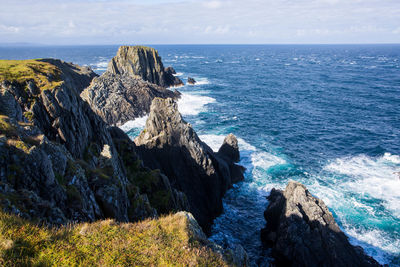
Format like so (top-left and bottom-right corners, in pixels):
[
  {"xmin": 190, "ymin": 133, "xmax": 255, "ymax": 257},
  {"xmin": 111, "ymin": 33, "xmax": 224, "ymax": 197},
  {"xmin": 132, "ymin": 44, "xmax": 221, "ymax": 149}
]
[
  {"xmin": 0, "ymin": 0, "xmax": 399, "ymax": 44},
  {"xmin": 203, "ymin": 1, "xmax": 223, "ymax": 9}
]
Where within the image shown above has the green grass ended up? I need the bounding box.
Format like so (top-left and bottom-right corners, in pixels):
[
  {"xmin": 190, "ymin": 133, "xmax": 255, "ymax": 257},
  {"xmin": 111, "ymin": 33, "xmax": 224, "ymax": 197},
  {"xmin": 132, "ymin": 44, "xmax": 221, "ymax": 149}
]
[
  {"xmin": 0, "ymin": 59, "xmax": 63, "ymax": 91},
  {"xmin": 0, "ymin": 210, "xmax": 227, "ymax": 266}
]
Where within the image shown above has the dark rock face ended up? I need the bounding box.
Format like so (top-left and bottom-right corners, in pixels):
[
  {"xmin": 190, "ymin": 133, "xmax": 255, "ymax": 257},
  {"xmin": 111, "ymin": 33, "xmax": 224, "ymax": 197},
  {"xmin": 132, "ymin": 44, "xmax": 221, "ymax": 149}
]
[
  {"xmin": 107, "ymin": 46, "xmax": 183, "ymax": 88},
  {"xmin": 81, "ymin": 72, "xmax": 180, "ymax": 126},
  {"xmin": 187, "ymin": 77, "xmax": 196, "ymax": 85},
  {"xmin": 134, "ymin": 98, "xmax": 245, "ymax": 233},
  {"xmin": 0, "ymin": 60, "xmax": 185, "ymax": 226},
  {"xmin": 261, "ymin": 181, "xmax": 380, "ymax": 267}
]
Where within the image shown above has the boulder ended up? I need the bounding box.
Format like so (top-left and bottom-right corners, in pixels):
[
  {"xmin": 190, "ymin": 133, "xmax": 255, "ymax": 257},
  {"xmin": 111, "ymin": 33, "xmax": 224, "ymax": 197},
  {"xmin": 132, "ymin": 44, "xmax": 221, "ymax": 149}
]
[
  {"xmin": 261, "ymin": 181, "xmax": 380, "ymax": 267},
  {"xmin": 135, "ymin": 97, "xmax": 245, "ymax": 233},
  {"xmin": 187, "ymin": 77, "xmax": 196, "ymax": 85},
  {"xmin": 107, "ymin": 46, "xmax": 183, "ymax": 88},
  {"xmin": 81, "ymin": 72, "xmax": 180, "ymax": 126}
]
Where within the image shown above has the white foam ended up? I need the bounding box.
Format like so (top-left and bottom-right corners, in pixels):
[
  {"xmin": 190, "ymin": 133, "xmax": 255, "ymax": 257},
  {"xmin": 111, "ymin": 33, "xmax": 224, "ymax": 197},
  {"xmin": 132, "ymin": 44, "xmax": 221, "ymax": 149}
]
[
  {"xmin": 345, "ymin": 225, "xmax": 399, "ymax": 265},
  {"xmin": 118, "ymin": 115, "xmax": 148, "ymax": 132},
  {"xmin": 198, "ymin": 134, "xmax": 225, "ymax": 152},
  {"xmin": 177, "ymin": 92, "xmax": 216, "ymax": 116},
  {"xmin": 190, "ymin": 77, "xmax": 210, "ymax": 85},
  {"xmin": 251, "ymin": 151, "xmax": 286, "ymax": 170},
  {"xmin": 324, "ymin": 153, "xmax": 400, "ymax": 218},
  {"xmin": 198, "ymin": 134, "xmax": 256, "ymax": 153},
  {"xmin": 173, "ymin": 72, "xmax": 183, "ymax": 76}
]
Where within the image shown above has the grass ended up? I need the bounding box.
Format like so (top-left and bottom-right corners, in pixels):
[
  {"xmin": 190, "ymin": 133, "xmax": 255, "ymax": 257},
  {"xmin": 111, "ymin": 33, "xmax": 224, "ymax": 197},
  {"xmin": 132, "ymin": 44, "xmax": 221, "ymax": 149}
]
[
  {"xmin": 0, "ymin": 210, "xmax": 228, "ymax": 266},
  {"xmin": 0, "ymin": 115, "xmax": 18, "ymax": 138},
  {"xmin": 0, "ymin": 59, "xmax": 63, "ymax": 91}
]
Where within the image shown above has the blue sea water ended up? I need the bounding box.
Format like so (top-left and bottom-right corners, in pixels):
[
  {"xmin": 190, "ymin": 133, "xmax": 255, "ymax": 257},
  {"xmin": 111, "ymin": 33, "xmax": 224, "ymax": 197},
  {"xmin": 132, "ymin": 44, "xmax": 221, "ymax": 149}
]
[{"xmin": 1, "ymin": 44, "xmax": 399, "ymax": 266}]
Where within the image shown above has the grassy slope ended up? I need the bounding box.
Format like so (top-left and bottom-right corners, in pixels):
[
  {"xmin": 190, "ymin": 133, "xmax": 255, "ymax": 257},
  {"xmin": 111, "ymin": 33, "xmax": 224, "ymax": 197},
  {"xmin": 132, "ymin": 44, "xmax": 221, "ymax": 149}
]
[
  {"xmin": 0, "ymin": 59, "xmax": 63, "ymax": 91},
  {"xmin": 0, "ymin": 210, "xmax": 227, "ymax": 266}
]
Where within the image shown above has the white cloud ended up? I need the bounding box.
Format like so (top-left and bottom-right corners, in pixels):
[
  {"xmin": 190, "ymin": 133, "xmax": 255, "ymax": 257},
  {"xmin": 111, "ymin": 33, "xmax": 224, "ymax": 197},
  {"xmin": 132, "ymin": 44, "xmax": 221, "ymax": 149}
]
[
  {"xmin": 203, "ymin": 1, "xmax": 223, "ymax": 9},
  {"xmin": 0, "ymin": 0, "xmax": 399, "ymax": 44}
]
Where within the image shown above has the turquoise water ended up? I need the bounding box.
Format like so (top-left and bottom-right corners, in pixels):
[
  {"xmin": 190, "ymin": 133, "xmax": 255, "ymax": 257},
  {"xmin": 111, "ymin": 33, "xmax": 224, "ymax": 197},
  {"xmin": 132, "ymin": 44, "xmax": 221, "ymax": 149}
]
[{"xmin": 1, "ymin": 45, "xmax": 399, "ymax": 265}]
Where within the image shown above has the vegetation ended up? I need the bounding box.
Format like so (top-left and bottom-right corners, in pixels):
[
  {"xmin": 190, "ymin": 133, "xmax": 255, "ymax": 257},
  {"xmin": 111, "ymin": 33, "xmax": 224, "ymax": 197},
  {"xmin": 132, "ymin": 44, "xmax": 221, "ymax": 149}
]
[
  {"xmin": 0, "ymin": 210, "xmax": 227, "ymax": 266},
  {"xmin": 0, "ymin": 59, "xmax": 63, "ymax": 91}
]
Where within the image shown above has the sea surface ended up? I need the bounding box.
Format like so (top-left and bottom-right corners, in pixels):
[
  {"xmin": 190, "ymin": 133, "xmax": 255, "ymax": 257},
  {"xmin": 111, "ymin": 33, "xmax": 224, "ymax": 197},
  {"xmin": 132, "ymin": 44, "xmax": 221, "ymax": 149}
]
[{"xmin": 1, "ymin": 44, "xmax": 399, "ymax": 266}]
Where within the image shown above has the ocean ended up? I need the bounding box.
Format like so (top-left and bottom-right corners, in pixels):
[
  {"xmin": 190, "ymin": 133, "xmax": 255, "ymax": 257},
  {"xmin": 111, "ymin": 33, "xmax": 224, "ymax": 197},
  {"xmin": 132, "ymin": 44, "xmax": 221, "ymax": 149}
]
[{"xmin": 1, "ymin": 44, "xmax": 399, "ymax": 266}]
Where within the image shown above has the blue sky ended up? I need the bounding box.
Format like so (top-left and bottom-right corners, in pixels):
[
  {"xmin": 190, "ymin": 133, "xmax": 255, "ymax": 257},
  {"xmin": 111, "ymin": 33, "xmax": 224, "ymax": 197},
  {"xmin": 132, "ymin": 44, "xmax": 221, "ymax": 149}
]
[{"xmin": 0, "ymin": 0, "xmax": 399, "ymax": 44}]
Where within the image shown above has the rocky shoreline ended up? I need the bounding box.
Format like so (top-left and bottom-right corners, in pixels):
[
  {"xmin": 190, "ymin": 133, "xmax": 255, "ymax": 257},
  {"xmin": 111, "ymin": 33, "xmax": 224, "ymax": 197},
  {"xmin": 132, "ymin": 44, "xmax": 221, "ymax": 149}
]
[{"xmin": 0, "ymin": 46, "xmax": 380, "ymax": 266}]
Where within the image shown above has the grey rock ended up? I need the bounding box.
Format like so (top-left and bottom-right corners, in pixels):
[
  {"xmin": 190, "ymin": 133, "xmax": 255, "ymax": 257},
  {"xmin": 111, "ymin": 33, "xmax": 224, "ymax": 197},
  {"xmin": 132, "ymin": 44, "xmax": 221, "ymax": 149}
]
[
  {"xmin": 187, "ymin": 77, "xmax": 196, "ymax": 85},
  {"xmin": 81, "ymin": 72, "xmax": 180, "ymax": 126},
  {"xmin": 261, "ymin": 180, "xmax": 380, "ymax": 267},
  {"xmin": 107, "ymin": 46, "xmax": 183, "ymax": 88},
  {"xmin": 135, "ymin": 97, "xmax": 245, "ymax": 233}
]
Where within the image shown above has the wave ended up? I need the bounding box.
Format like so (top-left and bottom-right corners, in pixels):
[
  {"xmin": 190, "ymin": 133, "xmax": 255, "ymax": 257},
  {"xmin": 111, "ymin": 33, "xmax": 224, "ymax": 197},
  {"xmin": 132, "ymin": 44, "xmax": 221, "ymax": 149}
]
[
  {"xmin": 198, "ymin": 134, "xmax": 256, "ymax": 153},
  {"xmin": 324, "ymin": 153, "xmax": 400, "ymax": 218},
  {"xmin": 192, "ymin": 77, "xmax": 210, "ymax": 85},
  {"xmin": 173, "ymin": 72, "xmax": 183, "ymax": 76},
  {"xmin": 119, "ymin": 116, "xmax": 148, "ymax": 132},
  {"xmin": 177, "ymin": 92, "xmax": 216, "ymax": 116}
]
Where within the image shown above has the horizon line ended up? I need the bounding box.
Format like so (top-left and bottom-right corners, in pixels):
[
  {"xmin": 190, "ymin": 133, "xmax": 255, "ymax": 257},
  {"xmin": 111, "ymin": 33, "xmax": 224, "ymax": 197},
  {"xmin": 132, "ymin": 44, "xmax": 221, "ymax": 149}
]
[{"xmin": 1, "ymin": 42, "xmax": 400, "ymax": 47}]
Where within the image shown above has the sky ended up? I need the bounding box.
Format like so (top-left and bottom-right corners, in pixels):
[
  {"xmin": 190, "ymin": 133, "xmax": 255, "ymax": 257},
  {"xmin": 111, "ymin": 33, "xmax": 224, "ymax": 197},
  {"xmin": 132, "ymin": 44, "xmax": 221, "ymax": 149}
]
[{"xmin": 0, "ymin": 0, "xmax": 399, "ymax": 45}]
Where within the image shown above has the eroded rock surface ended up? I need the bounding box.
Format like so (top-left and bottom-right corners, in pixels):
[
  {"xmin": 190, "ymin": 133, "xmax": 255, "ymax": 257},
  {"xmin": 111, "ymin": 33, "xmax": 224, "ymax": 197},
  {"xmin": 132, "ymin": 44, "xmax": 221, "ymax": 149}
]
[
  {"xmin": 81, "ymin": 46, "xmax": 182, "ymax": 126},
  {"xmin": 107, "ymin": 46, "xmax": 183, "ymax": 88},
  {"xmin": 81, "ymin": 72, "xmax": 180, "ymax": 126},
  {"xmin": 135, "ymin": 97, "xmax": 245, "ymax": 233},
  {"xmin": 261, "ymin": 181, "xmax": 380, "ymax": 267},
  {"xmin": 0, "ymin": 59, "xmax": 185, "ymax": 226}
]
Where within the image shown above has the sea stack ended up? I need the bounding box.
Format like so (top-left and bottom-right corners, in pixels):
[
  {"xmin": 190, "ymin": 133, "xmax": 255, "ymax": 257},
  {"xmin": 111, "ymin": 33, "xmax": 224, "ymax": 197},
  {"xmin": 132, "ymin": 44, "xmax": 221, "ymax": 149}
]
[
  {"xmin": 187, "ymin": 77, "xmax": 196, "ymax": 85},
  {"xmin": 261, "ymin": 181, "xmax": 380, "ymax": 267},
  {"xmin": 108, "ymin": 46, "xmax": 183, "ymax": 88}
]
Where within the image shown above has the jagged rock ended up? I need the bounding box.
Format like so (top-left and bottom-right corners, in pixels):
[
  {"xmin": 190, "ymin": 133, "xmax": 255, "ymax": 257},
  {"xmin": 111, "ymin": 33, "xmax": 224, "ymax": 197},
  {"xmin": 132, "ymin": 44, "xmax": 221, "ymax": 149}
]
[
  {"xmin": 135, "ymin": 97, "xmax": 245, "ymax": 233},
  {"xmin": 218, "ymin": 133, "xmax": 245, "ymax": 184},
  {"xmin": 81, "ymin": 72, "xmax": 180, "ymax": 126},
  {"xmin": 107, "ymin": 46, "xmax": 183, "ymax": 88},
  {"xmin": 261, "ymin": 181, "xmax": 380, "ymax": 267},
  {"xmin": 218, "ymin": 133, "xmax": 240, "ymax": 163},
  {"xmin": 0, "ymin": 59, "xmax": 182, "ymax": 226},
  {"xmin": 165, "ymin": 66, "xmax": 177, "ymax": 75},
  {"xmin": 179, "ymin": 211, "xmax": 249, "ymax": 266},
  {"xmin": 187, "ymin": 77, "xmax": 196, "ymax": 85}
]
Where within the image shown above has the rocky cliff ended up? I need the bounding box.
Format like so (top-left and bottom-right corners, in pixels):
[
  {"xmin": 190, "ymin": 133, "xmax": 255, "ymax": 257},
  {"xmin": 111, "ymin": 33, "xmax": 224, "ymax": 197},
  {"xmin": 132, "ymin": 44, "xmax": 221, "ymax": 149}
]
[
  {"xmin": 0, "ymin": 57, "xmax": 248, "ymax": 267},
  {"xmin": 135, "ymin": 98, "xmax": 245, "ymax": 233},
  {"xmin": 261, "ymin": 181, "xmax": 380, "ymax": 267},
  {"xmin": 81, "ymin": 46, "xmax": 182, "ymax": 126},
  {"xmin": 0, "ymin": 59, "xmax": 184, "ymax": 225},
  {"xmin": 108, "ymin": 46, "xmax": 183, "ymax": 88}
]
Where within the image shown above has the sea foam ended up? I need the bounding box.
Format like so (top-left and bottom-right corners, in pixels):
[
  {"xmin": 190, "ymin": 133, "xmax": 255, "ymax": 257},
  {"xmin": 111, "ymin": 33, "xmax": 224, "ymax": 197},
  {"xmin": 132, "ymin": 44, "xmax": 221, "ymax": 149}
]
[
  {"xmin": 324, "ymin": 153, "xmax": 400, "ymax": 218},
  {"xmin": 177, "ymin": 92, "xmax": 216, "ymax": 116}
]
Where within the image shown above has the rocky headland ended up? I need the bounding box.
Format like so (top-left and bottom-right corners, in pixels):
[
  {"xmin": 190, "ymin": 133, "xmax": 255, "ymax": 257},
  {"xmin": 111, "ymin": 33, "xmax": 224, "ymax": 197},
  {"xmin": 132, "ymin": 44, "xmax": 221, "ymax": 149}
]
[
  {"xmin": 261, "ymin": 181, "xmax": 380, "ymax": 267},
  {"xmin": 0, "ymin": 49, "xmax": 248, "ymax": 265},
  {"xmin": 81, "ymin": 46, "xmax": 182, "ymax": 126}
]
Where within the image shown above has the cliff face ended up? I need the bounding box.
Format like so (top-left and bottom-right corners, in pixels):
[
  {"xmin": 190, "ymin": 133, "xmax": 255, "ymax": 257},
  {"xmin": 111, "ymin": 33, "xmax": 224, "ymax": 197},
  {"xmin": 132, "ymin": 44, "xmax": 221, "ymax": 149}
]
[
  {"xmin": 81, "ymin": 72, "xmax": 180, "ymax": 126},
  {"xmin": 0, "ymin": 59, "xmax": 185, "ymax": 225},
  {"xmin": 81, "ymin": 46, "xmax": 182, "ymax": 126},
  {"xmin": 108, "ymin": 46, "xmax": 183, "ymax": 88},
  {"xmin": 135, "ymin": 98, "xmax": 245, "ymax": 233},
  {"xmin": 261, "ymin": 181, "xmax": 380, "ymax": 267}
]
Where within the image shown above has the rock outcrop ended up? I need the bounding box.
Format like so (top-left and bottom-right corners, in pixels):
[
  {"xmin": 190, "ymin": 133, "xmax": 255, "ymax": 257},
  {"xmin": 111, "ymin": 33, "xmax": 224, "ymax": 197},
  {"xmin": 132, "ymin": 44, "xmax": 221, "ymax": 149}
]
[
  {"xmin": 107, "ymin": 46, "xmax": 183, "ymax": 88},
  {"xmin": 0, "ymin": 59, "xmax": 185, "ymax": 226},
  {"xmin": 81, "ymin": 72, "xmax": 180, "ymax": 126},
  {"xmin": 135, "ymin": 97, "xmax": 245, "ymax": 233},
  {"xmin": 187, "ymin": 77, "xmax": 196, "ymax": 85},
  {"xmin": 261, "ymin": 181, "xmax": 380, "ymax": 267},
  {"xmin": 81, "ymin": 46, "xmax": 182, "ymax": 126}
]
